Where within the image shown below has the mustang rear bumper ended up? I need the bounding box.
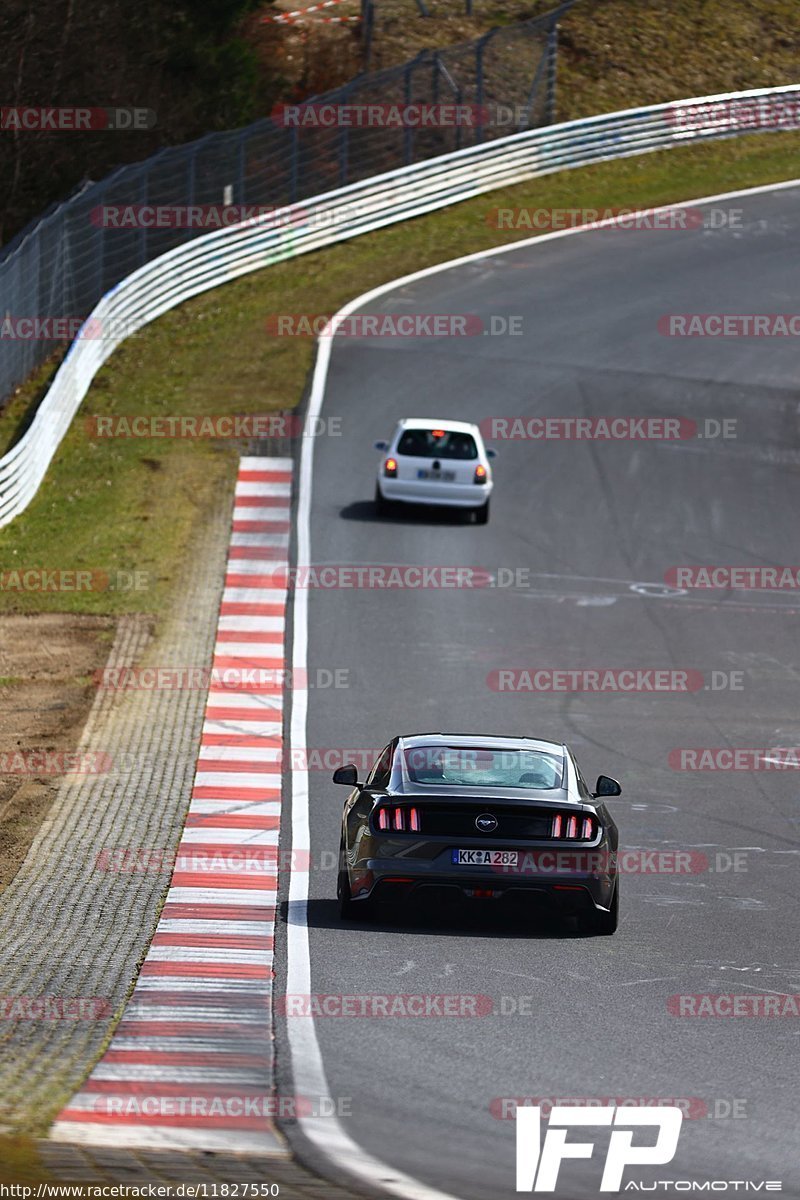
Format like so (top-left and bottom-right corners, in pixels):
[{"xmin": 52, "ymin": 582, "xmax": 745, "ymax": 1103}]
[{"xmin": 350, "ymin": 851, "xmax": 616, "ymax": 912}]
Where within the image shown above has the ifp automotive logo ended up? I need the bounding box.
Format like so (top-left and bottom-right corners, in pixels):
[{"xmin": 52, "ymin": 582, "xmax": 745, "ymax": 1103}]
[{"xmin": 515, "ymin": 1105, "xmax": 683, "ymax": 1191}]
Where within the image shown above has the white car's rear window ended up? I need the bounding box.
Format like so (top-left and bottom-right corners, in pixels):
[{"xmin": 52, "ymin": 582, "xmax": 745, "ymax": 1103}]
[{"xmin": 397, "ymin": 429, "xmax": 477, "ymax": 460}]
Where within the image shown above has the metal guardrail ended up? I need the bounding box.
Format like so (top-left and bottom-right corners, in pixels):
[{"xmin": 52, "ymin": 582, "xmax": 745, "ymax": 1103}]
[
  {"xmin": 0, "ymin": 1, "xmax": 569, "ymax": 408},
  {"xmin": 1, "ymin": 84, "xmax": 799, "ymax": 527}
]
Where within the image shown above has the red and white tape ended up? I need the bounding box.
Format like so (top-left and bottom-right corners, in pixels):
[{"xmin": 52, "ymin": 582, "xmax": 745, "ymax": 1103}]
[{"xmin": 262, "ymin": 0, "xmax": 360, "ymax": 23}]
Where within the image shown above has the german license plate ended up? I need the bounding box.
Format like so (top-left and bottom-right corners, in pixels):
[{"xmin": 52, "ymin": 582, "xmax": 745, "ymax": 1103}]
[
  {"xmin": 418, "ymin": 469, "xmax": 455, "ymax": 481},
  {"xmin": 452, "ymin": 848, "xmax": 519, "ymax": 867}
]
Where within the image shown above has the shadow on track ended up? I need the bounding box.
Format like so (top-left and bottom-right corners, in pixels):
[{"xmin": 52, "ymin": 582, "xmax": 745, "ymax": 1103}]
[
  {"xmin": 339, "ymin": 500, "xmax": 469, "ymax": 526},
  {"xmin": 284, "ymin": 898, "xmax": 587, "ymax": 940}
]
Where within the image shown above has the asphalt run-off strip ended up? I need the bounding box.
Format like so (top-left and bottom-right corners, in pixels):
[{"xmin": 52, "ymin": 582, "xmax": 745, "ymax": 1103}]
[{"xmin": 51, "ymin": 457, "xmax": 293, "ymax": 1155}]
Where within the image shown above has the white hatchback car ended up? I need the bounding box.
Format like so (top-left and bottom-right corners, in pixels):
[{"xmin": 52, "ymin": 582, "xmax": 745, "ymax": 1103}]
[{"xmin": 374, "ymin": 418, "xmax": 495, "ymax": 524}]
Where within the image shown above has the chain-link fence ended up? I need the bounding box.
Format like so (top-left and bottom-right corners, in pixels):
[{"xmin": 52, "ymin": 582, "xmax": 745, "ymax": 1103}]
[{"xmin": 0, "ymin": 0, "xmax": 574, "ymax": 408}]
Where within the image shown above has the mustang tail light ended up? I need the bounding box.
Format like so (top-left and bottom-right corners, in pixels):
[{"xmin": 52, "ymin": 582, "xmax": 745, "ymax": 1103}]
[
  {"xmin": 376, "ymin": 805, "xmax": 421, "ymax": 833},
  {"xmin": 384, "ymin": 457, "xmax": 398, "ymax": 477},
  {"xmin": 474, "ymin": 464, "xmax": 488, "ymax": 484},
  {"xmin": 551, "ymin": 812, "xmax": 596, "ymax": 840}
]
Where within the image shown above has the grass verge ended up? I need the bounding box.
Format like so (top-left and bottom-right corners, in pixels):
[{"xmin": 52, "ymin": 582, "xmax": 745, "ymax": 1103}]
[{"xmin": 0, "ymin": 130, "xmax": 798, "ymax": 619}]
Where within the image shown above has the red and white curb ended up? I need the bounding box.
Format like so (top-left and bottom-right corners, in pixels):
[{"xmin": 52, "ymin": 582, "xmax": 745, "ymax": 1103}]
[{"xmin": 51, "ymin": 457, "xmax": 293, "ymax": 1154}]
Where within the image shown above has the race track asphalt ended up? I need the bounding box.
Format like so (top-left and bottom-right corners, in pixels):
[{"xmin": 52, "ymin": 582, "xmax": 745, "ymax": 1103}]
[{"xmin": 274, "ymin": 184, "xmax": 800, "ymax": 1200}]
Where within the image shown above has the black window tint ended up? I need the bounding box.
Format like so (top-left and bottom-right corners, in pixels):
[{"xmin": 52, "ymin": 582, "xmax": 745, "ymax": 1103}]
[
  {"xmin": 397, "ymin": 430, "xmax": 477, "ymax": 460},
  {"xmin": 367, "ymin": 744, "xmax": 394, "ymax": 788}
]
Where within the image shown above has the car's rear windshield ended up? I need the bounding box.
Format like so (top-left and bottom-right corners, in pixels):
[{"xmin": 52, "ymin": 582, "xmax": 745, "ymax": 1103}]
[
  {"xmin": 402, "ymin": 746, "xmax": 563, "ymax": 789},
  {"xmin": 396, "ymin": 429, "xmax": 477, "ymax": 460}
]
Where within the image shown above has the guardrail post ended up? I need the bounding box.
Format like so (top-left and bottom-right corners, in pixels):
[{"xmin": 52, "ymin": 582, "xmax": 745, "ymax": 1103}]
[
  {"xmin": 289, "ymin": 126, "xmax": 299, "ymax": 204},
  {"xmin": 545, "ymin": 22, "xmax": 558, "ymax": 124},
  {"xmin": 475, "ymin": 30, "xmax": 497, "ymax": 145},
  {"xmin": 339, "ymin": 84, "xmax": 351, "ymax": 186},
  {"xmin": 237, "ymin": 131, "xmax": 246, "ymax": 203},
  {"xmin": 404, "ymin": 61, "xmax": 415, "ymax": 166},
  {"xmin": 362, "ymin": 0, "xmax": 375, "ymax": 71}
]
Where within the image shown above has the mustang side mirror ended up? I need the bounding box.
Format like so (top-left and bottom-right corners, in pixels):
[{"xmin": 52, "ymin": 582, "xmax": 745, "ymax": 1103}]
[
  {"xmin": 333, "ymin": 763, "xmax": 360, "ymax": 787},
  {"xmin": 374, "ymin": 440, "xmax": 388, "ymax": 451},
  {"xmin": 593, "ymin": 774, "xmax": 622, "ymax": 798}
]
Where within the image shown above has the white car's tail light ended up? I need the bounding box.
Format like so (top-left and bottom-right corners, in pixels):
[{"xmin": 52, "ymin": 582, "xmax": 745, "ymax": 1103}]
[
  {"xmin": 474, "ymin": 464, "xmax": 488, "ymax": 484},
  {"xmin": 384, "ymin": 457, "xmax": 398, "ymax": 477}
]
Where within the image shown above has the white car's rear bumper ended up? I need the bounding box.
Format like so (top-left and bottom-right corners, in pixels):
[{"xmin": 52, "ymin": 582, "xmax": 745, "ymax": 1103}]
[{"xmin": 379, "ymin": 478, "xmax": 492, "ymax": 508}]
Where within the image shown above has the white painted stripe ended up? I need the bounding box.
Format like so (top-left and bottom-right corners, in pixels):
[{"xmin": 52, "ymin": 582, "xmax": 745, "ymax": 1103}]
[
  {"xmin": 227, "ymin": 508, "xmax": 291, "ymax": 523},
  {"xmin": 108, "ymin": 1037, "xmax": 272, "ymax": 1053},
  {"xmin": 230, "ymin": 532, "xmax": 290, "ymax": 549},
  {"xmin": 133, "ymin": 978, "xmax": 271, "ymax": 994},
  {"xmin": 145, "ymin": 947, "xmax": 274, "ymax": 965},
  {"xmin": 119, "ymin": 1004, "xmax": 270, "ymax": 1022},
  {"xmin": 157, "ymin": 918, "xmax": 274, "ymax": 935},
  {"xmin": 87, "ymin": 1064, "xmax": 270, "ymax": 1084},
  {"xmin": 222, "ymin": 565, "xmax": 288, "ymax": 582},
  {"xmin": 218, "ymin": 615, "xmax": 287, "ymax": 633},
  {"xmin": 193, "ymin": 772, "xmax": 281, "ymax": 791},
  {"xmin": 177, "ymin": 829, "xmax": 280, "ymax": 846},
  {"xmin": 166, "ymin": 887, "xmax": 277, "ymax": 905},
  {"xmin": 235, "ymin": 481, "xmax": 292, "ymax": 497},
  {"xmin": 49, "ymin": 1122, "xmax": 288, "ymax": 1155},
  {"xmin": 187, "ymin": 799, "xmax": 281, "ymax": 816},
  {"xmin": 197, "ymin": 743, "xmax": 283, "ymax": 763},
  {"xmin": 241, "ymin": 456, "xmax": 293, "ymax": 471},
  {"xmin": 222, "ymin": 587, "xmax": 287, "ymax": 606},
  {"xmin": 201, "ymin": 720, "xmax": 283, "ymax": 738},
  {"xmin": 206, "ymin": 690, "xmax": 283, "ymax": 708},
  {"xmin": 212, "ymin": 643, "xmax": 284, "ymax": 662}
]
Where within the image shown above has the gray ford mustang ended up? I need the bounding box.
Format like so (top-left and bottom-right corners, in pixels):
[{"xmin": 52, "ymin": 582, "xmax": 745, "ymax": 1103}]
[{"xmin": 335, "ymin": 733, "xmax": 620, "ymax": 934}]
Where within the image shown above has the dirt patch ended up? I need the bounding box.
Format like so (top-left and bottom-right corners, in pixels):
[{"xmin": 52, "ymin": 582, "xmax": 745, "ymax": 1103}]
[{"xmin": 0, "ymin": 614, "xmax": 118, "ymax": 892}]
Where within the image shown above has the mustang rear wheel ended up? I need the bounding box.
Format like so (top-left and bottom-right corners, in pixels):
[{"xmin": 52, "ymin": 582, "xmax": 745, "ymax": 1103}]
[
  {"xmin": 578, "ymin": 881, "xmax": 618, "ymax": 936},
  {"xmin": 338, "ymin": 839, "xmax": 372, "ymax": 922}
]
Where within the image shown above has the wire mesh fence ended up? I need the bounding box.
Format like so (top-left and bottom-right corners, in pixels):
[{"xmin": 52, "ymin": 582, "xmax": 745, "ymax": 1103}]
[{"xmin": 0, "ymin": 1, "xmax": 574, "ymax": 407}]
